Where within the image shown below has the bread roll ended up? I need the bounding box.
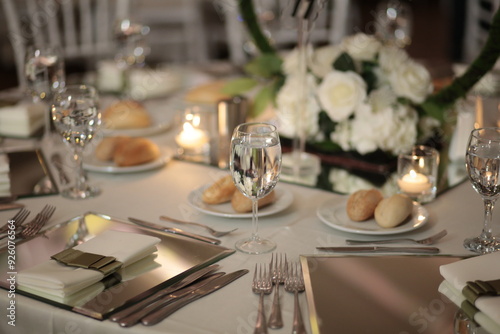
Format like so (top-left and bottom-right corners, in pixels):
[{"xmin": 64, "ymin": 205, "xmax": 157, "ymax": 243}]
[
  {"xmin": 184, "ymin": 81, "xmax": 229, "ymax": 104},
  {"xmin": 231, "ymin": 190, "xmax": 276, "ymax": 213},
  {"xmin": 113, "ymin": 137, "xmax": 160, "ymax": 167},
  {"xmin": 374, "ymin": 194, "xmax": 413, "ymax": 228},
  {"xmin": 95, "ymin": 136, "xmax": 132, "ymax": 161},
  {"xmin": 202, "ymin": 175, "xmax": 236, "ymax": 204},
  {"xmin": 102, "ymin": 100, "xmax": 151, "ymax": 129},
  {"xmin": 346, "ymin": 189, "xmax": 383, "ymax": 222}
]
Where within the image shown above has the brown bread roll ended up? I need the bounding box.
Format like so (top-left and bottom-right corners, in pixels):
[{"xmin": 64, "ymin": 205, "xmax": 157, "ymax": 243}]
[
  {"xmin": 102, "ymin": 100, "xmax": 151, "ymax": 129},
  {"xmin": 374, "ymin": 194, "xmax": 413, "ymax": 228},
  {"xmin": 202, "ymin": 175, "xmax": 236, "ymax": 204},
  {"xmin": 346, "ymin": 189, "xmax": 384, "ymax": 222},
  {"xmin": 231, "ymin": 190, "xmax": 276, "ymax": 213},
  {"xmin": 112, "ymin": 137, "xmax": 160, "ymax": 167},
  {"xmin": 95, "ymin": 136, "xmax": 132, "ymax": 161}
]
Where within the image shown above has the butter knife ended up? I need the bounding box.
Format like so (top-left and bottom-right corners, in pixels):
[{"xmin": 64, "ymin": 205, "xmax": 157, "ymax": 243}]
[
  {"xmin": 110, "ymin": 264, "xmax": 220, "ymax": 322},
  {"xmin": 128, "ymin": 217, "xmax": 221, "ymax": 245},
  {"xmin": 141, "ymin": 269, "xmax": 249, "ymax": 326},
  {"xmin": 316, "ymin": 246, "xmax": 440, "ymax": 254}
]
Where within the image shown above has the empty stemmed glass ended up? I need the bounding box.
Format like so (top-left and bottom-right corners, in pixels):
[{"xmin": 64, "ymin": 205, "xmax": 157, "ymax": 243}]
[
  {"xmin": 51, "ymin": 85, "xmax": 101, "ymax": 199},
  {"xmin": 229, "ymin": 123, "xmax": 282, "ymax": 254},
  {"xmin": 464, "ymin": 127, "xmax": 500, "ymax": 253}
]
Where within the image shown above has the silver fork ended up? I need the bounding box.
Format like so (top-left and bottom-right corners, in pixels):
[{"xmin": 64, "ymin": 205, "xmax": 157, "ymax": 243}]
[
  {"xmin": 0, "ymin": 208, "xmax": 30, "ymax": 234},
  {"xmin": 160, "ymin": 215, "xmax": 238, "ymax": 237},
  {"xmin": 252, "ymin": 263, "xmax": 273, "ymax": 334},
  {"xmin": 268, "ymin": 253, "xmax": 287, "ymax": 329},
  {"xmin": 346, "ymin": 229, "xmax": 448, "ymax": 245},
  {"xmin": 285, "ymin": 262, "xmax": 307, "ymax": 334},
  {"xmin": 20, "ymin": 205, "xmax": 56, "ymax": 238}
]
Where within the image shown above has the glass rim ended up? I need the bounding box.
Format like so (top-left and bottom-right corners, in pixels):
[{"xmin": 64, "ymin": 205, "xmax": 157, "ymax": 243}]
[
  {"xmin": 399, "ymin": 145, "xmax": 440, "ymax": 159},
  {"xmin": 234, "ymin": 122, "xmax": 277, "ymax": 136},
  {"xmin": 470, "ymin": 127, "xmax": 500, "ymax": 140}
]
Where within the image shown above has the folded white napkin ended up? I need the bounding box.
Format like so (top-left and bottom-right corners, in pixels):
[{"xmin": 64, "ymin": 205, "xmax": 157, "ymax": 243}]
[
  {"xmin": 18, "ymin": 230, "xmax": 160, "ymax": 298},
  {"xmin": 0, "ymin": 102, "xmax": 45, "ymax": 137},
  {"xmin": 438, "ymin": 280, "xmax": 500, "ymax": 334},
  {"xmin": 440, "ymin": 252, "xmax": 500, "ymax": 328},
  {"xmin": 0, "ymin": 154, "xmax": 10, "ymax": 197}
]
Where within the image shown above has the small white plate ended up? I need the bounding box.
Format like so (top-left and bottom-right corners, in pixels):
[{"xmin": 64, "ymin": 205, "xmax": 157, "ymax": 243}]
[
  {"xmin": 187, "ymin": 186, "xmax": 293, "ymax": 218},
  {"xmin": 316, "ymin": 197, "xmax": 428, "ymax": 235},
  {"xmin": 83, "ymin": 148, "xmax": 172, "ymax": 173}
]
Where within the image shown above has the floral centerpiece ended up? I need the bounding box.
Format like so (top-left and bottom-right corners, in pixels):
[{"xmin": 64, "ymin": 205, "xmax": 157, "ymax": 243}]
[{"xmin": 224, "ymin": 1, "xmax": 500, "ymax": 165}]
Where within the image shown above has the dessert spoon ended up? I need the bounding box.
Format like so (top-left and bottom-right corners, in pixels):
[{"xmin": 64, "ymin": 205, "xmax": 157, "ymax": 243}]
[{"xmin": 346, "ymin": 229, "xmax": 447, "ymax": 245}]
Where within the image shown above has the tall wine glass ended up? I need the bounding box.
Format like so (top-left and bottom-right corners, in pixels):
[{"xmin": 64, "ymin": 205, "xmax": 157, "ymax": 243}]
[
  {"xmin": 51, "ymin": 85, "xmax": 101, "ymax": 199},
  {"xmin": 464, "ymin": 127, "xmax": 500, "ymax": 253},
  {"xmin": 229, "ymin": 122, "xmax": 282, "ymax": 254}
]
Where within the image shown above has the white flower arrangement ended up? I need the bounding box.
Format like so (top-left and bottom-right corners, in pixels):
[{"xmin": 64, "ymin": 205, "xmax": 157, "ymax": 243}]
[{"xmin": 275, "ymin": 33, "xmax": 437, "ymax": 156}]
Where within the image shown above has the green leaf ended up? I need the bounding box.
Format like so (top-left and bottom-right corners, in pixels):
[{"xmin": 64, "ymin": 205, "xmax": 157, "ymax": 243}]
[
  {"xmin": 251, "ymin": 85, "xmax": 275, "ymax": 117},
  {"xmin": 418, "ymin": 100, "xmax": 446, "ymax": 122},
  {"xmin": 333, "ymin": 52, "xmax": 356, "ymax": 72},
  {"xmin": 244, "ymin": 54, "xmax": 283, "ymax": 78},
  {"xmin": 318, "ymin": 111, "xmax": 336, "ymax": 138},
  {"xmin": 221, "ymin": 78, "xmax": 258, "ymax": 95},
  {"xmin": 361, "ymin": 61, "xmax": 377, "ymax": 93}
]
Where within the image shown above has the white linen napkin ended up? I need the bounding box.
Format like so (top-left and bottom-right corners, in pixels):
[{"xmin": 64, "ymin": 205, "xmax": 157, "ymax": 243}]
[
  {"xmin": 18, "ymin": 230, "xmax": 160, "ymax": 298},
  {"xmin": 0, "ymin": 154, "xmax": 10, "ymax": 197},
  {"xmin": 438, "ymin": 280, "xmax": 500, "ymax": 334},
  {"xmin": 440, "ymin": 252, "xmax": 500, "ymax": 327},
  {"xmin": 0, "ymin": 102, "xmax": 45, "ymax": 137}
]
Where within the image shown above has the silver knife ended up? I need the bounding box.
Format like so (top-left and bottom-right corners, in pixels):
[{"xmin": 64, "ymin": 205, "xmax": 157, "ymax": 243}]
[
  {"xmin": 0, "ymin": 202, "xmax": 24, "ymax": 211},
  {"xmin": 141, "ymin": 269, "xmax": 249, "ymax": 326},
  {"xmin": 316, "ymin": 246, "xmax": 440, "ymax": 254},
  {"xmin": 110, "ymin": 264, "xmax": 220, "ymax": 322},
  {"xmin": 128, "ymin": 217, "xmax": 221, "ymax": 245},
  {"xmin": 118, "ymin": 271, "xmax": 226, "ymax": 327}
]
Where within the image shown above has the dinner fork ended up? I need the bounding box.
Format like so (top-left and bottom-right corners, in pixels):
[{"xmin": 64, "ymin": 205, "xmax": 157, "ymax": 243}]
[
  {"xmin": 160, "ymin": 215, "xmax": 238, "ymax": 237},
  {"xmin": 285, "ymin": 262, "xmax": 307, "ymax": 334},
  {"xmin": 20, "ymin": 205, "xmax": 56, "ymax": 238},
  {"xmin": 0, "ymin": 208, "xmax": 30, "ymax": 233},
  {"xmin": 252, "ymin": 263, "xmax": 273, "ymax": 334},
  {"xmin": 268, "ymin": 253, "xmax": 287, "ymax": 329},
  {"xmin": 345, "ymin": 229, "xmax": 448, "ymax": 245}
]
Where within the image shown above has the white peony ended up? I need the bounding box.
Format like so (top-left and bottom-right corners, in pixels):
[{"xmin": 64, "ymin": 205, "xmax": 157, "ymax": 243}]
[
  {"xmin": 341, "ymin": 33, "xmax": 382, "ymax": 62},
  {"xmin": 317, "ymin": 70, "xmax": 367, "ymax": 122},
  {"xmin": 276, "ymin": 73, "xmax": 320, "ymax": 138},
  {"xmin": 309, "ymin": 45, "xmax": 344, "ymax": 78},
  {"xmin": 388, "ymin": 59, "xmax": 433, "ymax": 103}
]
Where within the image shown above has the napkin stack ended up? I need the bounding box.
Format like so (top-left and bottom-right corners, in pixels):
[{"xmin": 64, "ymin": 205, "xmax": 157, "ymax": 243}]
[
  {"xmin": 440, "ymin": 252, "xmax": 500, "ymax": 333},
  {"xmin": 0, "ymin": 154, "xmax": 10, "ymax": 197},
  {"xmin": 18, "ymin": 230, "xmax": 160, "ymax": 299},
  {"xmin": 0, "ymin": 102, "xmax": 46, "ymax": 137}
]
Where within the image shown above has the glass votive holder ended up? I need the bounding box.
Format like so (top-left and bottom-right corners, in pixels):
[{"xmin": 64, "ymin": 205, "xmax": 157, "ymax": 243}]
[
  {"xmin": 397, "ymin": 145, "xmax": 440, "ymax": 203},
  {"xmin": 175, "ymin": 107, "xmax": 211, "ymax": 160}
]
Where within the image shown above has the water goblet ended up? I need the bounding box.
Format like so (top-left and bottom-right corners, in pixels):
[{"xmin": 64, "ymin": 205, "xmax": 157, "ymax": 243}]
[
  {"xmin": 464, "ymin": 127, "xmax": 500, "ymax": 253},
  {"xmin": 229, "ymin": 122, "xmax": 282, "ymax": 254},
  {"xmin": 51, "ymin": 85, "xmax": 101, "ymax": 200}
]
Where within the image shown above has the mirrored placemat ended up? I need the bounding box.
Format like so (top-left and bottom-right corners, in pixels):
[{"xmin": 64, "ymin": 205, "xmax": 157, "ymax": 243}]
[
  {"xmin": 0, "ymin": 212, "xmax": 234, "ymax": 319},
  {"xmin": 301, "ymin": 255, "xmax": 463, "ymax": 334}
]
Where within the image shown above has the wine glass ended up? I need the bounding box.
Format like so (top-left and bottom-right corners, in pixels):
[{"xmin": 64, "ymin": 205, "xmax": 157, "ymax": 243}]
[
  {"xmin": 464, "ymin": 127, "xmax": 500, "ymax": 253},
  {"xmin": 229, "ymin": 122, "xmax": 282, "ymax": 254},
  {"xmin": 51, "ymin": 85, "xmax": 101, "ymax": 200}
]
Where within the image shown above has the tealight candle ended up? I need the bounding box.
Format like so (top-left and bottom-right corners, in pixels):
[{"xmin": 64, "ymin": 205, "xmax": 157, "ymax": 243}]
[
  {"xmin": 397, "ymin": 170, "xmax": 432, "ymax": 194},
  {"xmin": 175, "ymin": 122, "xmax": 209, "ymax": 150}
]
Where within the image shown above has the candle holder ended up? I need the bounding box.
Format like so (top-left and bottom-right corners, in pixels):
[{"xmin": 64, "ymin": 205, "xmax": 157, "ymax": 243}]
[
  {"xmin": 397, "ymin": 145, "xmax": 440, "ymax": 203},
  {"xmin": 175, "ymin": 107, "xmax": 211, "ymax": 161}
]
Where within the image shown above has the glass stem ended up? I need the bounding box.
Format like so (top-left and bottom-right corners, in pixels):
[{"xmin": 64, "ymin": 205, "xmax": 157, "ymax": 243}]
[
  {"xmin": 480, "ymin": 199, "xmax": 496, "ymax": 240},
  {"xmin": 73, "ymin": 146, "xmax": 86, "ymax": 192},
  {"xmin": 251, "ymin": 198, "xmax": 259, "ymax": 241}
]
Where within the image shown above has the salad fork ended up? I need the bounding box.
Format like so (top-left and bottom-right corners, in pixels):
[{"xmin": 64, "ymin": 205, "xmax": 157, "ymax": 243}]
[
  {"xmin": 0, "ymin": 208, "xmax": 30, "ymax": 234},
  {"xmin": 252, "ymin": 263, "xmax": 272, "ymax": 334},
  {"xmin": 160, "ymin": 215, "xmax": 237, "ymax": 237},
  {"xmin": 346, "ymin": 229, "xmax": 448, "ymax": 245},
  {"xmin": 20, "ymin": 205, "xmax": 56, "ymax": 238},
  {"xmin": 285, "ymin": 262, "xmax": 307, "ymax": 334},
  {"xmin": 268, "ymin": 253, "xmax": 287, "ymax": 329}
]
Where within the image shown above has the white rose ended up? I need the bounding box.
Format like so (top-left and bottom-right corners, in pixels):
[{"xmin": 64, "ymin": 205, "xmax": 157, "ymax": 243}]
[
  {"xmin": 368, "ymin": 86, "xmax": 397, "ymax": 112},
  {"xmin": 281, "ymin": 45, "xmax": 313, "ymax": 76},
  {"xmin": 378, "ymin": 45, "xmax": 409, "ymax": 72},
  {"xmin": 330, "ymin": 119, "xmax": 352, "ymax": 151},
  {"xmin": 342, "ymin": 33, "xmax": 382, "ymax": 62},
  {"xmin": 317, "ymin": 71, "xmax": 367, "ymax": 122},
  {"xmin": 276, "ymin": 73, "xmax": 320, "ymax": 138},
  {"xmin": 309, "ymin": 45, "xmax": 344, "ymax": 78},
  {"xmin": 389, "ymin": 59, "xmax": 433, "ymax": 103}
]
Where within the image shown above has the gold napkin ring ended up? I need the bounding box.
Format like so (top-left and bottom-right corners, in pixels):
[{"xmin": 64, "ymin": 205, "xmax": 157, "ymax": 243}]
[
  {"xmin": 463, "ymin": 279, "xmax": 500, "ymax": 304},
  {"xmin": 460, "ymin": 301, "xmax": 479, "ymax": 325},
  {"xmin": 51, "ymin": 248, "xmax": 122, "ymax": 277}
]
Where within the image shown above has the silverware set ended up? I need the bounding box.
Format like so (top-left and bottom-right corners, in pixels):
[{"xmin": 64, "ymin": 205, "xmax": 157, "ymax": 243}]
[
  {"xmin": 252, "ymin": 254, "xmax": 306, "ymax": 333},
  {"xmin": 109, "ymin": 264, "xmax": 249, "ymax": 327}
]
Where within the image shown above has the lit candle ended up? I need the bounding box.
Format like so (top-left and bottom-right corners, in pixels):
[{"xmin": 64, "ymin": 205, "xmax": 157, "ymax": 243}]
[
  {"xmin": 175, "ymin": 122, "xmax": 208, "ymax": 150},
  {"xmin": 397, "ymin": 170, "xmax": 432, "ymax": 194}
]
